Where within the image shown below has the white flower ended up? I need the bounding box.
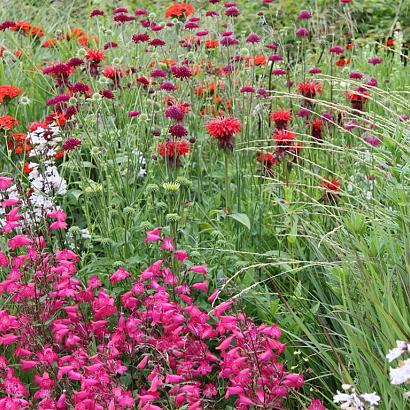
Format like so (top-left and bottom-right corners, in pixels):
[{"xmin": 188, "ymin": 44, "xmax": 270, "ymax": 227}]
[
  {"xmin": 360, "ymin": 393, "xmax": 381, "ymax": 405},
  {"xmin": 390, "ymin": 359, "xmax": 410, "ymax": 385},
  {"xmin": 334, "ymin": 386, "xmax": 380, "ymax": 409},
  {"xmin": 334, "ymin": 392, "xmax": 353, "ymax": 404},
  {"xmin": 386, "ymin": 341, "xmax": 408, "ymax": 362},
  {"xmin": 80, "ymin": 228, "xmax": 91, "ymax": 239}
]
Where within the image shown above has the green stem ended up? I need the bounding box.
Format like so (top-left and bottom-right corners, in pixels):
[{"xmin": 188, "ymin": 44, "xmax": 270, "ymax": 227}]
[{"xmin": 224, "ymin": 151, "xmax": 230, "ymax": 212}]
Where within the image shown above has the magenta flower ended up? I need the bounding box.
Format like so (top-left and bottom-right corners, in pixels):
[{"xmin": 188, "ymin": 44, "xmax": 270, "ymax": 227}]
[
  {"xmin": 0, "ymin": 177, "xmax": 13, "ymax": 191},
  {"xmin": 110, "ymin": 267, "xmax": 131, "ymax": 284}
]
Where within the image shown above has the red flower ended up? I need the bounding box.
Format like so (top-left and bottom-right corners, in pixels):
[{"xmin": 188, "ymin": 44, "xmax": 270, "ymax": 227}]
[
  {"xmin": 298, "ymin": 81, "xmax": 322, "ymax": 98},
  {"xmin": 85, "ymin": 48, "xmax": 106, "ymax": 63},
  {"xmin": 320, "ymin": 178, "xmax": 341, "ymax": 191},
  {"xmin": 62, "ymin": 138, "xmax": 81, "ymax": 151},
  {"xmin": 0, "ymin": 115, "xmax": 18, "ymax": 130},
  {"xmin": 12, "ymin": 21, "xmax": 44, "ymax": 38},
  {"xmin": 206, "ymin": 117, "xmax": 241, "ymax": 149},
  {"xmin": 205, "ymin": 39, "xmax": 219, "ymax": 49},
  {"xmin": 0, "ymin": 85, "xmax": 22, "ymax": 103},
  {"xmin": 273, "ymin": 129, "xmax": 296, "ymax": 146},
  {"xmin": 156, "ymin": 139, "xmax": 190, "ymax": 165},
  {"xmin": 311, "ymin": 118, "xmax": 325, "ymax": 141},
  {"xmin": 165, "ymin": 3, "xmax": 194, "ymax": 19},
  {"xmin": 257, "ymin": 152, "xmax": 278, "ymax": 175},
  {"xmin": 271, "ymin": 109, "xmax": 292, "ymax": 129},
  {"xmin": 347, "ymin": 88, "xmax": 369, "ymax": 111}
]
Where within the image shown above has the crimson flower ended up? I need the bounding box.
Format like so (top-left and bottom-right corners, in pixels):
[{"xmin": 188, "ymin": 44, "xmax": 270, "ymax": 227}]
[
  {"xmin": 321, "ymin": 178, "xmax": 341, "ymax": 191},
  {"xmin": 156, "ymin": 139, "xmax": 190, "ymax": 165},
  {"xmin": 298, "ymin": 81, "xmax": 322, "ymax": 99},
  {"xmin": 271, "ymin": 109, "xmax": 292, "ymax": 129},
  {"xmin": 206, "ymin": 117, "xmax": 241, "ymax": 150},
  {"xmin": 273, "ymin": 129, "xmax": 296, "ymax": 147},
  {"xmin": 62, "ymin": 138, "xmax": 81, "ymax": 151}
]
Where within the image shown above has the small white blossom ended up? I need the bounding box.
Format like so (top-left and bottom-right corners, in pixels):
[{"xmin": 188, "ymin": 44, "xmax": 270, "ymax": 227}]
[
  {"xmin": 360, "ymin": 393, "xmax": 381, "ymax": 406},
  {"xmin": 386, "ymin": 340, "xmax": 409, "ymax": 362},
  {"xmin": 390, "ymin": 359, "xmax": 410, "ymax": 385}
]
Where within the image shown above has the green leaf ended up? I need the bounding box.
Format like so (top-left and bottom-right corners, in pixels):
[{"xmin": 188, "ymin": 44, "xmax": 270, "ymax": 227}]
[{"xmin": 228, "ymin": 213, "xmax": 251, "ymax": 230}]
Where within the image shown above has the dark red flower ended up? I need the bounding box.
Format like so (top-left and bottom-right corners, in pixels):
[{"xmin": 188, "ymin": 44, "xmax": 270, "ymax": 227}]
[
  {"xmin": 62, "ymin": 138, "xmax": 81, "ymax": 151},
  {"xmin": 206, "ymin": 117, "xmax": 241, "ymax": 150},
  {"xmin": 271, "ymin": 109, "xmax": 292, "ymax": 129}
]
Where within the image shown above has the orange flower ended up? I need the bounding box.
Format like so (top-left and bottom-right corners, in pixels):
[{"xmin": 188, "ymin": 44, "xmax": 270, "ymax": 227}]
[
  {"xmin": 12, "ymin": 21, "xmax": 44, "ymax": 38},
  {"xmin": 253, "ymin": 55, "xmax": 267, "ymax": 66},
  {"xmin": 335, "ymin": 57, "xmax": 351, "ymax": 67},
  {"xmin": 205, "ymin": 39, "xmax": 219, "ymax": 49},
  {"xmin": 160, "ymin": 59, "xmax": 177, "ymax": 67},
  {"xmin": 0, "ymin": 85, "xmax": 22, "ymax": 103},
  {"xmin": 41, "ymin": 38, "xmax": 58, "ymax": 48},
  {"xmin": 165, "ymin": 3, "xmax": 194, "ymax": 19},
  {"xmin": 245, "ymin": 55, "xmax": 267, "ymax": 67},
  {"xmin": 67, "ymin": 27, "xmax": 86, "ymax": 39},
  {"xmin": 0, "ymin": 115, "xmax": 18, "ymax": 130}
]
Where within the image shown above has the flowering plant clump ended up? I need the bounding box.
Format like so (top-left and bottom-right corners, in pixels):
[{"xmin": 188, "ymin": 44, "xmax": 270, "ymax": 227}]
[{"xmin": 0, "ymin": 178, "xmax": 303, "ymax": 409}]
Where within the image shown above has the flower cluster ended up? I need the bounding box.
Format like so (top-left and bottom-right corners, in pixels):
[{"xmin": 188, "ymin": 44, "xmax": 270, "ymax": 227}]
[
  {"xmin": 333, "ymin": 384, "xmax": 381, "ymax": 409},
  {"xmin": 0, "ymin": 179, "xmax": 304, "ymax": 409}
]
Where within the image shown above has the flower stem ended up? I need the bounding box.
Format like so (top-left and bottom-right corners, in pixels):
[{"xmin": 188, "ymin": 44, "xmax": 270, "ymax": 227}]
[{"xmin": 224, "ymin": 151, "xmax": 231, "ymax": 212}]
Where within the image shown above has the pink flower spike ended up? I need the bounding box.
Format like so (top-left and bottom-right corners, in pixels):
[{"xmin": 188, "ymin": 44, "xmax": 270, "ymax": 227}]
[
  {"xmin": 0, "ymin": 177, "xmax": 13, "ymax": 191},
  {"xmin": 216, "ymin": 335, "xmax": 234, "ymax": 351},
  {"xmin": 110, "ymin": 267, "xmax": 131, "ymax": 284},
  {"xmin": 191, "ymin": 281, "xmax": 208, "ymax": 292},
  {"xmin": 308, "ymin": 399, "xmax": 326, "ymax": 410},
  {"xmin": 8, "ymin": 235, "xmax": 32, "ymax": 250},
  {"xmin": 160, "ymin": 237, "xmax": 174, "ymax": 251},
  {"xmin": 145, "ymin": 227, "xmax": 162, "ymax": 243},
  {"xmin": 208, "ymin": 289, "xmax": 220, "ymax": 303},
  {"xmin": 50, "ymin": 221, "xmax": 68, "ymax": 230},
  {"xmin": 190, "ymin": 264, "xmax": 207, "ymax": 275},
  {"xmin": 136, "ymin": 355, "xmax": 149, "ymax": 369},
  {"xmin": 174, "ymin": 249, "xmax": 188, "ymax": 261},
  {"xmin": 213, "ymin": 300, "xmax": 233, "ymax": 316}
]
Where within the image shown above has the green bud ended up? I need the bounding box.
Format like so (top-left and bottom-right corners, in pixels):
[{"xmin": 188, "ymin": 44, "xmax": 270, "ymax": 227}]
[
  {"xmin": 163, "ymin": 181, "xmax": 180, "ymax": 193},
  {"xmin": 175, "ymin": 176, "xmax": 192, "ymax": 188},
  {"xmin": 166, "ymin": 213, "xmax": 181, "ymax": 223},
  {"xmin": 68, "ymin": 96, "xmax": 78, "ymax": 105},
  {"xmin": 112, "ymin": 57, "xmax": 122, "ymax": 65},
  {"xmin": 210, "ymin": 230, "xmax": 222, "ymax": 239},
  {"xmin": 155, "ymin": 201, "xmax": 167, "ymax": 210},
  {"xmin": 68, "ymin": 225, "xmax": 80, "ymax": 234},
  {"xmin": 216, "ymin": 239, "xmax": 226, "ymax": 247},
  {"xmin": 146, "ymin": 183, "xmax": 160, "ymax": 194},
  {"xmin": 113, "ymin": 260, "xmax": 125, "ymax": 268},
  {"xmin": 90, "ymin": 147, "xmax": 101, "ymax": 156},
  {"xmin": 123, "ymin": 206, "xmax": 135, "ymax": 215},
  {"xmin": 91, "ymin": 92, "xmax": 102, "ymax": 102},
  {"xmin": 140, "ymin": 221, "xmax": 153, "ymax": 230}
]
